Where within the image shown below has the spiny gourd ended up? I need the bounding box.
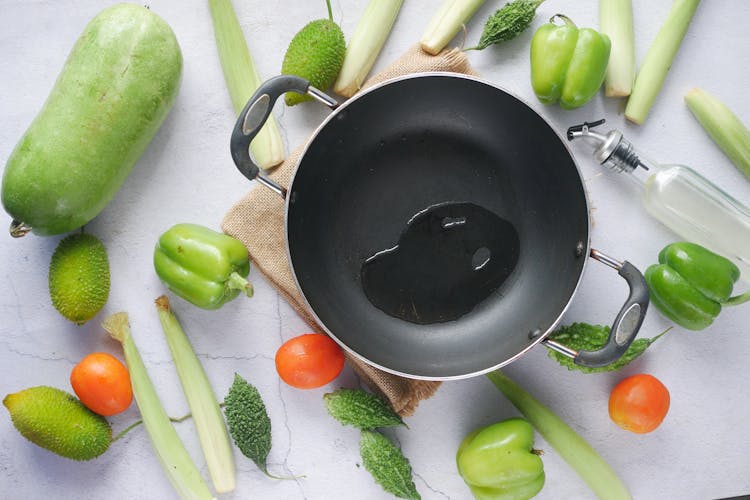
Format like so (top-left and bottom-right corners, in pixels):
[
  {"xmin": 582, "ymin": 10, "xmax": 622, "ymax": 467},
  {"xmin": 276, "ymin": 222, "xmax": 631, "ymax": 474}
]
[
  {"xmin": 49, "ymin": 233, "xmax": 110, "ymax": 324},
  {"xmin": 281, "ymin": 0, "xmax": 345, "ymax": 106},
  {"xmin": 3, "ymin": 386, "xmax": 112, "ymax": 461}
]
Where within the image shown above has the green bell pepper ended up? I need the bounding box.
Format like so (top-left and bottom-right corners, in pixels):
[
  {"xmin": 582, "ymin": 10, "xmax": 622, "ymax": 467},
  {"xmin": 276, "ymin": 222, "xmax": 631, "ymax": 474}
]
[
  {"xmin": 530, "ymin": 14, "xmax": 611, "ymax": 109},
  {"xmin": 154, "ymin": 223, "xmax": 253, "ymax": 310},
  {"xmin": 645, "ymin": 242, "xmax": 750, "ymax": 330},
  {"xmin": 456, "ymin": 418, "xmax": 545, "ymax": 500}
]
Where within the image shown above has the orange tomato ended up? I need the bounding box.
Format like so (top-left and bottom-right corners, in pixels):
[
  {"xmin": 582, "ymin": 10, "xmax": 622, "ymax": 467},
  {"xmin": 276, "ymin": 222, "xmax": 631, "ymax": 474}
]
[
  {"xmin": 608, "ymin": 373, "xmax": 670, "ymax": 434},
  {"xmin": 275, "ymin": 333, "xmax": 345, "ymax": 389},
  {"xmin": 70, "ymin": 352, "xmax": 133, "ymax": 416}
]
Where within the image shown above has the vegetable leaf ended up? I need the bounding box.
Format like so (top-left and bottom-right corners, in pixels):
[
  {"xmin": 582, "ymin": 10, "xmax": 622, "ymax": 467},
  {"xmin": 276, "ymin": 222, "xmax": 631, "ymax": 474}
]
[
  {"xmin": 324, "ymin": 389, "xmax": 405, "ymax": 430},
  {"xmin": 360, "ymin": 430, "xmax": 420, "ymax": 500},
  {"xmin": 547, "ymin": 323, "xmax": 670, "ymax": 373},
  {"xmin": 223, "ymin": 373, "xmax": 272, "ymax": 473}
]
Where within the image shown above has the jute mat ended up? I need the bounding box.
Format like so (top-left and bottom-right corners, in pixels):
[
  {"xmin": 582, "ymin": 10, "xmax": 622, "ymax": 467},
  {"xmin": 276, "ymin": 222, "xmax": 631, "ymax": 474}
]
[{"xmin": 222, "ymin": 45, "xmax": 477, "ymax": 416}]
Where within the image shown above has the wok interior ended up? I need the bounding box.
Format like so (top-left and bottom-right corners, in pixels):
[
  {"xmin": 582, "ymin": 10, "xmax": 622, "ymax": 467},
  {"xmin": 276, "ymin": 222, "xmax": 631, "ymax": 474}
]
[{"xmin": 286, "ymin": 75, "xmax": 589, "ymax": 379}]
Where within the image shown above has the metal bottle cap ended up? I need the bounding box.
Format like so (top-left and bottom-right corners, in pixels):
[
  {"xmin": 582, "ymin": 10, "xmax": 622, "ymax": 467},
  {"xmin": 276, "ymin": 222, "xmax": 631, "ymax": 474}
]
[{"xmin": 567, "ymin": 119, "xmax": 642, "ymax": 173}]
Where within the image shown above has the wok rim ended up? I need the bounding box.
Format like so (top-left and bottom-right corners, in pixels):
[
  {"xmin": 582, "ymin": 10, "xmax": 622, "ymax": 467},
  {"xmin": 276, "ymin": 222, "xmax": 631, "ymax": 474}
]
[{"xmin": 282, "ymin": 72, "xmax": 592, "ymax": 381}]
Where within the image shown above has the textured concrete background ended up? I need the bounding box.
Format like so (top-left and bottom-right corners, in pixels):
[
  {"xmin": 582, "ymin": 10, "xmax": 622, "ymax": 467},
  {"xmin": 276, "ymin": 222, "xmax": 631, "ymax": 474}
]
[{"xmin": 1, "ymin": 1, "xmax": 749, "ymax": 499}]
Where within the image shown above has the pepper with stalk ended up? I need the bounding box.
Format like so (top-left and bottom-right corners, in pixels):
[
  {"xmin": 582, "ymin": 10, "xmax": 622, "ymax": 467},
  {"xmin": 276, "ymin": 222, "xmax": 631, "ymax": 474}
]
[{"xmin": 154, "ymin": 223, "xmax": 254, "ymax": 310}]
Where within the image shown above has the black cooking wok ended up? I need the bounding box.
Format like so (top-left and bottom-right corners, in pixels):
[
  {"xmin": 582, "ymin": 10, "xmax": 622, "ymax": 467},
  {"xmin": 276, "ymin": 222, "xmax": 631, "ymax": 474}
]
[{"xmin": 230, "ymin": 73, "xmax": 649, "ymax": 380}]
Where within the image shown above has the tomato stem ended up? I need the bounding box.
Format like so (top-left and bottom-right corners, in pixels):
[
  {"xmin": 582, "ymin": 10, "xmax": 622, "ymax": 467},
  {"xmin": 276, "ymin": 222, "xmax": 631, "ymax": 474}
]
[{"xmin": 113, "ymin": 404, "xmax": 225, "ymax": 442}]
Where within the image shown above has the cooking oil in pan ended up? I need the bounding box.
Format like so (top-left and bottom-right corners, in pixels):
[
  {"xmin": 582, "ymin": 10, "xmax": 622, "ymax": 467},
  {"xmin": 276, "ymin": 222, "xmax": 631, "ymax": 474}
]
[{"xmin": 360, "ymin": 202, "xmax": 519, "ymax": 324}]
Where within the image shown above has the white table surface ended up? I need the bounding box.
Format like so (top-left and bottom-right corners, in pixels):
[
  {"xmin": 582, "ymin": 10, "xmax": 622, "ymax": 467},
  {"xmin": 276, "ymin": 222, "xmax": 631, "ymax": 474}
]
[{"xmin": 2, "ymin": 1, "xmax": 749, "ymax": 499}]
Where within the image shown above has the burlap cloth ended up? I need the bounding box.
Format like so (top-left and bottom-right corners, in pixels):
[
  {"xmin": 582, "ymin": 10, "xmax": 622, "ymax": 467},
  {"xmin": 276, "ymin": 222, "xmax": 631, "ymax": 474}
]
[{"xmin": 222, "ymin": 45, "xmax": 477, "ymax": 416}]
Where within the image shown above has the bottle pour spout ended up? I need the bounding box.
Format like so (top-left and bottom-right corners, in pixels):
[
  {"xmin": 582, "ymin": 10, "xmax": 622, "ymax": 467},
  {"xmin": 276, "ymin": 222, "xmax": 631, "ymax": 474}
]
[{"xmin": 567, "ymin": 119, "xmax": 644, "ymax": 174}]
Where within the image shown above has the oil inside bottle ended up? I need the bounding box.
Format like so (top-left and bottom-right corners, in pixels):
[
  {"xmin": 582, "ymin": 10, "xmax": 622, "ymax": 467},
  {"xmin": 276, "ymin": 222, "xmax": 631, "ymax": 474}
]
[{"xmin": 360, "ymin": 202, "xmax": 520, "ymax": 324}]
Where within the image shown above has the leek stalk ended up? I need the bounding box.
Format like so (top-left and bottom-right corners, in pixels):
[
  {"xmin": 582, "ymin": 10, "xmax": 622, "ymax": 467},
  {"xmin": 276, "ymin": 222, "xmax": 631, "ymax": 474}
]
[
  {"xmin": 685, "ymin": 88, "xmax": 750, "ymax": 181},
  {"xmin": 600, "ymin": 0, "xmax": 635, "ymax": 97},
  {"xmin": 486, "ymin": 370, "xmax": 632, "ymax": 500},
  {"xmin": 209, "ymin": 0, "xmax": 284, "ymax": 169},
  {"xmin": 103, "ymin": 313, "xmax": 214, "ymax": 500},
  {"xmin": 156, "ymin": 296, "xmax": 236, "ymax": 494},
  {"xmin": 420, "ymin": 0, "xmax": 486, "ymax": 55},
  {"xmin": 625, "ymin": 0, "xmax": 701, "ymax": 124},
  {"xmin": 334, "ymin": 0, "xmax": 404, "ymax": 98}
]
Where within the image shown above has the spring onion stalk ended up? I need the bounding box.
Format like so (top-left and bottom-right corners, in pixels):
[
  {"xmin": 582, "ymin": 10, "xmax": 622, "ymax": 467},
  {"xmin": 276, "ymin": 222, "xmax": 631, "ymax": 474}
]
[
  {"xmin": 156, "ymin": 296, "xmax": 236, "ymax": 493},
  {"xmin": 209, "ymin": 0, "xmax": 284, "ymax": 169},
  {"xmin": 103, "ymin": 313, "xmax": 214, "ymax": 500},
  {"xmin": 486, "ymin": 371, "xmax": 632, "ymax": 500},
  {"xmin": 685, "ymin": 88, "xmax": 750, "ymax": 181},
  {"xmin": 599, "ymin": 0, "xmax": 635, "ymax": 97},
  {"xmin": 420, "ymin": 0, "xmax": 486, "ymax": 55},
  {"xmin": 624, "ymin": 0, "xmax": 701, "ymax": 124},
  {"xmin": 333, "ymin": 0, "xmax": 404, "ymax": 98}
]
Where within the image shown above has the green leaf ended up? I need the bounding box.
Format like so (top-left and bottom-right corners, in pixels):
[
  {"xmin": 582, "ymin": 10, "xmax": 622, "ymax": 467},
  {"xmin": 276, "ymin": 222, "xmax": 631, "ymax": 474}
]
[
  {"xmin": 360, "ymin": 430, "xmax": 420, "ymax": 500},
  {"xmin": 324, "ymin": 389, "xmax": 405, "ymax": 430}
]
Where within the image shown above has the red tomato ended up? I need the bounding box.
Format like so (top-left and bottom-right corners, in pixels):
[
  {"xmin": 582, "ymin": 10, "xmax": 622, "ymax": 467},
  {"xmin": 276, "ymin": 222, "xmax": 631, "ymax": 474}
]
[
  {"xmin": 609, "ymin": 373, "xmax": 670, "ymax": 434},
  {"xmin": 275, "ymin": 333, "xmax": 345, "ymax": 389},
  {"xmin": 71, "ymin": 352, "xmax": 133, "ymax": 416}
]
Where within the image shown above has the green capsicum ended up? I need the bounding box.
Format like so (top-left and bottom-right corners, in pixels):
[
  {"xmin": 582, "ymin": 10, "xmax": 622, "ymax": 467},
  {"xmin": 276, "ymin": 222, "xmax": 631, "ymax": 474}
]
[
  {"xmin": 456, "ymin": 418, "xmax": 545, "ymax": 500},
  {"xmin": 530, "ymin": 14, "xmax": 611, "ymax": 109},
  {"xmin": 154, "ymin": 223, "xmax": 253, "ymax": 310},
  {"xmin": 645, "ymin": 242, "xmax": 750, "ymax": 330}
]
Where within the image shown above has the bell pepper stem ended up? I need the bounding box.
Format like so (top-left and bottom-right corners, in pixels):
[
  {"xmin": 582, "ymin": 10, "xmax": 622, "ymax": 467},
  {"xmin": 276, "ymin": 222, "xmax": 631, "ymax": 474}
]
[
  {"xmin": 550, "ymin": 13, "xmax": 577, "ymax": 28},
  {"xmin": 227, "ymin": 271, "xmax": 254, "ymax": 297},
  {"xmin": 726, "ymin": 289, "xmax": 750, "ymax": 306}
]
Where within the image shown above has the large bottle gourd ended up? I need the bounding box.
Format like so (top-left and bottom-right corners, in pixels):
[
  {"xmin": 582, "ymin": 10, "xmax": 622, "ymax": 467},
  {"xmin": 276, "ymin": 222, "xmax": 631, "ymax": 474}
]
[{"xmin": 1, "ymin": 4, "xmax": 183, "ymax": 237}]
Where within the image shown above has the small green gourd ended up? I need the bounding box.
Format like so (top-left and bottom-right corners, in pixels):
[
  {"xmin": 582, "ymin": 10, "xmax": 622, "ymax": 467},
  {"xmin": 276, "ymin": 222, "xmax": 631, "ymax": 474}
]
[
  {"xmin": 281, "ymin": 0, "xmax": 345, "ymax": 105},
  {"xmin": 3, "ymin": 386, "xmax": 112, "ymax": 461},
  {"xmin": 49, "ymin": 233, "xmax": 110, "ymax": 325}
]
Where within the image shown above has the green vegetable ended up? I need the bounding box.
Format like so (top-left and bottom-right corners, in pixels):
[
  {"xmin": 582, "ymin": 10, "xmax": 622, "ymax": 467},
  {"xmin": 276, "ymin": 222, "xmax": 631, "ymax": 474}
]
[
  {"xmin": 3, "ymin": 386, "xmax": 111, "ymax": 461},
  {"xmin": 223, "ymin": 373, "xmax": 273, "ymax": 475},
  {"xmin": 486, "ymin": 371, "xmax": 631, "ymax": 500},
  {"xmin": 685, "ymin": 87, "xmax": 750, "ymax": 181},
  {"xmin": 49, "ymin": 233, "xmax": 110, "ymax": 325},
  {"xmin": 645, "ymin": 242, "xmax": 750, "ymax": 331},
  {"xmin": 420, "ymin": 0, "xmax": 486, "ymax": 55},
  {"xmin": 547, "ymin": 323, "xmax": 670, "ymax": 373},
  {"xmin": 103, "ymin": 313, "xmax": 212, "ymax": 500},
  {"xmin": 360, "ymin": 430, "xmax": 420, "ymax": 500},
  {"xmin": 456, "ymin": 418, "xmax": 544, "ymax": 500},
  {"xmin": 465, "ymin": 0, "xmax": 543, "ymax": 51},
  {"xmin": 153, "ymin": 223, "xmax": 253, "ymax": 310},
  {"xmin": 324, "ymin": 388, "xmax": 405, "ymax": 430},
  {"xmin": 208, "ymin": 0, "xmax": 284, "ymax": 170},
  {"xmin": 334, "ymin": 0, "xmax": 403, "ymax": 97},
  {"xmin": 530, "ymin": 14, "xmax": 611, "ymax": 109},
  {"xmin": 156, "ymin": 296, "xmax": 235, "ymax": 493},
  {"xmin": 1, "ymin": 4, "xmax": 182, "ymax": 237},
  {"xmin": 599, "ymin": 0, "xmax": 635, "ymax": 97},
  {"xmin": 281, "ymin": 0, "xmax": 345, "ymax": 106},
  {"xmin": 624, "ymin": 0, "xmax": 700, "ymax": 124}
]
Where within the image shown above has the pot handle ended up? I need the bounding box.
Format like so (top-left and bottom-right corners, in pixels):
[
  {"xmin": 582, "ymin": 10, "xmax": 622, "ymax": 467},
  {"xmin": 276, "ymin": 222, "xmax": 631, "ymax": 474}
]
[
  {"xmin": 230, "ymin": 75, "xmax": 339, "ymax": 196},
  {"xmin": 542, "ymin": 248, "xmax": 650, "ymax": 368}
]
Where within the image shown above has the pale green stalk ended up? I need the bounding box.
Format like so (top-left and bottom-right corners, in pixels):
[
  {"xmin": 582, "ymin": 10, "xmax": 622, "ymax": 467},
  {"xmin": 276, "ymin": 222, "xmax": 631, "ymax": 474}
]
[
  {"xmin": 103, "ymin": 313, "xmax": 214, "ymax": 500},
  {"xmin": 486, "ymin": 371, "xmax": 632, "ymax": 500},
  {"xmin": 209, "ymin": 0, "xmax": 284, "ymax": 169},
  {"xmin": 600, "ymin": 0, "xmax": 635, "ymax": 97},
  {"xmin": 420, "ymin": 0, "xmax": 486, "ymax": 55},
  {"xmin": 334, "ymin": 0, "xmax": 404, "ymax": 98},
  {"xmin": 625, "ymin": 0, "xmax": 701, "ymax": 124},
  {"xmin": 156, "ymin": 296, "xmax": 236, "ymax": 494},
  {"xmin": 685, "ymin": 87, "xmax": 750, "ymax": 181}
]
